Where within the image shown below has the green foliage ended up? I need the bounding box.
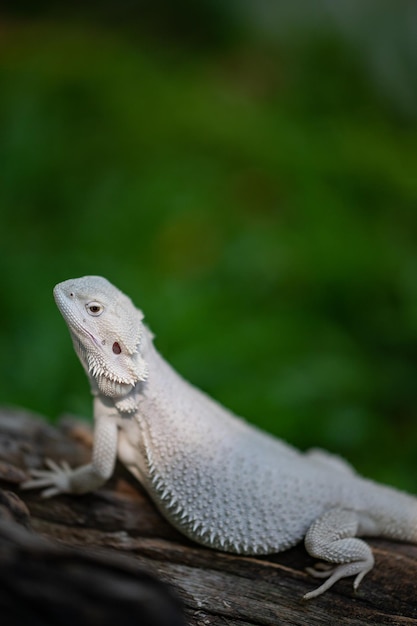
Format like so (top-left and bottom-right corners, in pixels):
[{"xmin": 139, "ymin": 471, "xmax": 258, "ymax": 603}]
[{"xmin": 1, "ymin": 12, "xmax": 417, "ymax": 490}]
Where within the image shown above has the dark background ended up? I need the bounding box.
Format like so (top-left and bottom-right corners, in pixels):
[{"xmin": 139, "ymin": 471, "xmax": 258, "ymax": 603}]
[{"xmin": 1, "ymin": 1, "xmax": 417, "ymax": 490}]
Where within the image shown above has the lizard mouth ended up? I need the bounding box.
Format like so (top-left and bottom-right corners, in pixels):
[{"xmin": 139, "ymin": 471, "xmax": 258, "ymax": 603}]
[
  {"xmin": 54, "ymin": 285, "xmax": 102, "ymax": 349},
  {"xmin": 79, "ymin": 325, "xmax": 102, "ymax": 349}
]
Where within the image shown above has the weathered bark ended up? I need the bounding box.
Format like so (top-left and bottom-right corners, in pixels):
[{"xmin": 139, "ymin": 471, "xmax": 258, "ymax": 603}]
[{"xmin": 0, "ymin": 408, "xmax": 416, "ymax": 626}]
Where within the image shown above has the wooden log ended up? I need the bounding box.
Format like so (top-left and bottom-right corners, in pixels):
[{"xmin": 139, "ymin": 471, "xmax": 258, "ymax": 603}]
[{"xmin": 0, "ymin": 407, "xmax": 416, "ymax": 626}]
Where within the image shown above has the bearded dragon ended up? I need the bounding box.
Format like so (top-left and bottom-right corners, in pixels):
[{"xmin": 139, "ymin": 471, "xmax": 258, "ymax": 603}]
[{"xmin": 23, "ymin": 276, "xmax": 417, "ymax": 599}]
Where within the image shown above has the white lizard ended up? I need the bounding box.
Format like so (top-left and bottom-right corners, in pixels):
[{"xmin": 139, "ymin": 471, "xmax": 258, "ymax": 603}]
[{"xmin": 23, "ymin": 275, "xmax": 417, "ymax": 599}]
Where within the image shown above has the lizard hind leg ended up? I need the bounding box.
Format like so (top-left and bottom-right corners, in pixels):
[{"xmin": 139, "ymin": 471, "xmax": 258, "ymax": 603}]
[{"xmin": 303, "ymin": 508, "xmax": 374, "ymax": 600}]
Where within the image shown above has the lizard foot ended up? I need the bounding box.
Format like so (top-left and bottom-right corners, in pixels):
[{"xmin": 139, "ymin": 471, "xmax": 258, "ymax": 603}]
[
  {"xmin": 303, "ymin": 508, "xmax": 374, "ymax": 600},
  {"xmin": 21, "ymin": 458, "xmax": 73, "ymax": 498},
  {"xmin": 303, "ymin": 559, "xmax": 373, "ymax": 600}
]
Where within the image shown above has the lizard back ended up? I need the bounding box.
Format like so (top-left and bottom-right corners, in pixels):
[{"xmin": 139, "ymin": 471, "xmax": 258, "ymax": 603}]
[{"xmin": 128, "ymin": 336, "xmax": 360, "ymax": 554}]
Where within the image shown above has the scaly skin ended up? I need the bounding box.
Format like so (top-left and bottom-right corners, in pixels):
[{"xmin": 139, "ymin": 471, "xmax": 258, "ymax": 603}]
[{"xmin": 23, "ymin": 276, "xmax": 417, "ymax": 599}]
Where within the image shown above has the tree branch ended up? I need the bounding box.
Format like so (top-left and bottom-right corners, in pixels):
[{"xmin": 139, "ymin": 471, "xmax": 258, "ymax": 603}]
[{"xmin": 1, "ymin": 408, "xmax": 416, "ymax": 625}]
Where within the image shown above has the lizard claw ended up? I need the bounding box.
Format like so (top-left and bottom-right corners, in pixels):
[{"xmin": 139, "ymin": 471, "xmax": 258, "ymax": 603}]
[{"xmin": 21, "ymin": 458, "xmax": 73, "ymax": 498}]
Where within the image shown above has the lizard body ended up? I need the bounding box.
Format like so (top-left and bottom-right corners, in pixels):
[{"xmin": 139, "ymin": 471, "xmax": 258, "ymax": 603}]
[{"xmin": 24, "ymin": 276, "xmax": 417, "ymax": 599}]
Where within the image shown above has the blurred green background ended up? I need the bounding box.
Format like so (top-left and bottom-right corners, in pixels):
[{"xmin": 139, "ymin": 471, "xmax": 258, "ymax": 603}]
[{"xmin": 1, "ymin": 1, "xmax": 417, "ymax": 490}]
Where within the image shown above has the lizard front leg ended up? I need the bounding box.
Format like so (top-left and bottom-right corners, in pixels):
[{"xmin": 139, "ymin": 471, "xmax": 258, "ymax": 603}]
[{"xmin": 22, "ymin": 414, "xmax": 118, "ymax": 498}]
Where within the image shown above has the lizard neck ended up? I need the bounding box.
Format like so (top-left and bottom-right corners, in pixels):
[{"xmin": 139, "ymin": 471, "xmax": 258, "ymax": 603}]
[
  {"xmin": 138, "ymin": 326, "xmax": 221, "ymax": 416},
  {"xmin": 140, "ymin": 327, "xmax": 182, "ymax": 392}
]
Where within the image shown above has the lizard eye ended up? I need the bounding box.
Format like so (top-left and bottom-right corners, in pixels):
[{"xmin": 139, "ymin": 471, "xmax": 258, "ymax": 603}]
[{"xmin": 86, "ymin": 302, "xmax": 103, "ymax": 316}]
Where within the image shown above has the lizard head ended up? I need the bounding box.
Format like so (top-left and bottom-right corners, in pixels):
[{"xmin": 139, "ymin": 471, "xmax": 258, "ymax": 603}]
[{"xmin": 54, "ymin": 276, "xmax": 148, "ymax": 399}]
